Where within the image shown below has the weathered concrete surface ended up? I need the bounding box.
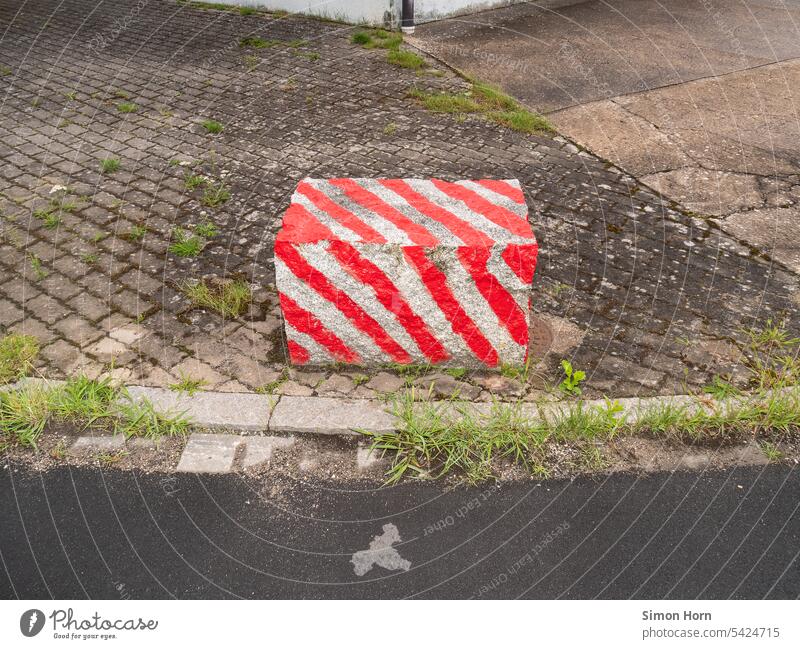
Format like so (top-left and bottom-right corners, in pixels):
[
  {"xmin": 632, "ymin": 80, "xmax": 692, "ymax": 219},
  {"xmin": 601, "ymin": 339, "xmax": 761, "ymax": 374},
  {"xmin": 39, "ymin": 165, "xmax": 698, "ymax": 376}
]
[
  {"xmin": 413, "ymin": 0, "xmax": 800, "ymax": 112},
  {"xmin": 554, "ymin": 60, "xmax": 800, "ymax": 272},
  {"xmin": 275, "ymin": 178, "xmax": 538, "ymax": 367},
  {"xmin": 415, "ymin": 0, "xmax": 800, "ymax": 276}
]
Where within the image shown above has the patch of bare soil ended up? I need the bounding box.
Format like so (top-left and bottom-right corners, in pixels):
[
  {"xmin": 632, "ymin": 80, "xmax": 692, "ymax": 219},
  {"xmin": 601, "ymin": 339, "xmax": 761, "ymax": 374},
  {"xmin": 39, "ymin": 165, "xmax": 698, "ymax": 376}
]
[{"xmin": 4, "ymin": 426, "xmax": 799, "ymax": 487}]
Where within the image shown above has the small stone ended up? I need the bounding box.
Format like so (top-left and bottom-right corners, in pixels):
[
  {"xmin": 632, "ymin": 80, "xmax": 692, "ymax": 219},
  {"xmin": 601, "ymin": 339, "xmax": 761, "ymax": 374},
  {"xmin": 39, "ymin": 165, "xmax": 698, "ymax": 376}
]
[
  {"xmin": 170, "ymin": 357, "xmax": 228, "ymax": 388},
  {"xmin": 365, "ymin": 372, "xmax": 405, "ymax": 393},
  {"xmin": 87, "ymin": 337, "xmax": 130, "ymax": 363},
  {"xmin": 276, "ymin": 380, "xmax": 314, "ymax": 396},
  {"xmin": 317, "ymin": 375, "xmax": 354, "ymax": 395},
  {"xmin": 475, "ymin": 375, "xmax": 524, "ymax": 397},
  {"xmin": 416, "ymin": 373, "xmax": 482, "ymax": 400},
  {"xmin": 109, "ymin": 324, "xmax": 148, "ymax": 345},
  {"xmin": 69, "ymin": 435, "xmax": 125, "ymax": 454},
  {"xmin": 288, "ymin": 370, "xmax": 327, "ymax": 388}
]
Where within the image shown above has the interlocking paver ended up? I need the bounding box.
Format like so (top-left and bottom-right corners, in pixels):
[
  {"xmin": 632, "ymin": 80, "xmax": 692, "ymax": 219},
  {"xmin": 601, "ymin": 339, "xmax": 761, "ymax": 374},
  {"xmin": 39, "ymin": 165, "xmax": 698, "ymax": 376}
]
[{"xmin": 1, "ymin": 0, "xmax": 798, "ymax": 400}]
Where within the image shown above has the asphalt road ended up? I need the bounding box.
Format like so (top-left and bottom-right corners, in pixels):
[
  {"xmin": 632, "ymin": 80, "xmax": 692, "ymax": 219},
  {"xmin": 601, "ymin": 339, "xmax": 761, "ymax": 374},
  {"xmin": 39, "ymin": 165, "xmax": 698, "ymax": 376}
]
[{"xmin": 1, "ymin": 462, "xmax": 798, "ymax": 599}]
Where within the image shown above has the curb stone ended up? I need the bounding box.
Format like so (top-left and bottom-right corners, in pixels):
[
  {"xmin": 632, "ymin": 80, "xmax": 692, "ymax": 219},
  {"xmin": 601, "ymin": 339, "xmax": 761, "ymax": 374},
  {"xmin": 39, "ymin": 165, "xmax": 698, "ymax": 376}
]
[
  {"xmin": 3, "ymin": 381, "xmax": 789, "ymax": 435},
  {"xmin": 269, "ymin": 395, "xmax": 397, "ymax": 435},
  {"xmin": 126, "ymin": 386, "xmax": 276, "ymax": 431}
]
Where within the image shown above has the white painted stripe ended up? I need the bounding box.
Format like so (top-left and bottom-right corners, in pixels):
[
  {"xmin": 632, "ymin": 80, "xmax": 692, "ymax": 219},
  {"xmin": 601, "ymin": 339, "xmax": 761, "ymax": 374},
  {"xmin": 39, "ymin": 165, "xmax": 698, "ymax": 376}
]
[
  {"xmin": 275, "ymin": 256, "xmax": 390, "ymax": 363},
  {"xmin": 487, "ymin": 246, "xmax": 530, "ymax": 301},
  {"xmin": 367, "ymin": 249, "xmax": 475, "ymax": 362},
  {"xmin": 443, "ymin": 248, "xmax": 523, "ymax": 358},
  {"xmin": 294, "ymin": 243, "xmax": 424, "ymax": 359},
  {"xmin": 356, "ymin": 178, "xmax": 464, "ymax": 246},
  {"xmin": 458, "ymin": 180, "xmax": 528, "ymax": 220},
  {"xmin": 292, "ymin": 191, "xmax": 361, "ymax": 242},
  {"xmin": 405, "ymin": 179, "xmax": 533, "ymax": 245},
  {"xmin": 308, "ymin": 179, "xmax": 415, "ymax": 245},
  {"xmin": 284, "ymin": 321, "xmax": 334, "ymax": 364}
]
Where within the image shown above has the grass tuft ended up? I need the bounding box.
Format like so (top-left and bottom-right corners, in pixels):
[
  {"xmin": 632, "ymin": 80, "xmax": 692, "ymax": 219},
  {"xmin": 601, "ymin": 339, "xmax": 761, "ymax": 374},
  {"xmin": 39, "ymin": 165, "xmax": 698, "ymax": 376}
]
[
  {"xmin": 0, "ymin": 334, "xmax": 39, "ymax": 384},
  {"xmin": 201, "ymin": 119, "xmax": 223, "ymax": 134},
  {"xmin": 387, "ymin": 49, "xmax": 426, "ymax": 70},
  {"xmin": 114, "ymin": 396, "xmax": 190, "ymax": 440},
  {"xmin": 100, "ymin": 157, "xmax": 120, "ymax": 174},
  {"xmin": 116, "ymin": 102, "xmax": 138, "ymax": 113},
  {"xmin": 200, "ymin": 180, "xmax": 231, "ymax": 207},
  {"xmin": 169, "ymin": 228, "xmax": 205, "ymax": 258},
  {"xmin": 0, "ymin": 377, "xmax": 191, "ymax": 450},
  {"xmin": 409, "ymin": 82, "xmax": 553, "ymax": 134},
  {"xmin": 169, "ymin": 373, "xmax": 207, "ymax": 396},
  {"xmin": 181, "ymin": 278, "xmax": 251, "ymax": 318}
]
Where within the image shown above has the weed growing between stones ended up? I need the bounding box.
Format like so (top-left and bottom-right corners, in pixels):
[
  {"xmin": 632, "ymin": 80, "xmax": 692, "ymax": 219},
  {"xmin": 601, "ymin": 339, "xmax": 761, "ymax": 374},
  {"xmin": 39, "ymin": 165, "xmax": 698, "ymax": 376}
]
[
  {"xmin": 169, "ymin": 373, "xmax": 207, "ymax": 396},
  {"xmin": 181, "ymin": 278, "xmax": 251, "ymax": 318},
  {"xmin": 407, "ymin": 82, "xmax": 554, "ymax": 134},
  {"xmin": 124, "ymin": 224, "xmax": 147, "ymax": 241},
  {"xmin": 200, "ymin": 180, "xmax": 231, "ymax": 207},
  {"xmin": 364, "ymin": 388, "xmax": 800, "ymax": 485},
  {"xmin": 387, "ymin": 49, "xmax": 426, "ymax": 70},
  {"xmin": 201, "ymin": 119, "xmax": 223, "ymax": 134},
  {"xmin": 33, "ymin": 196, "xmax": 79, "ymax": 229},
  {"xmin": 0, "ymin": 376, "xmax": 190, "ymax": 451},
  {"xmin": 0, "ymin": 334, "xmax": 39, "ymax": 383},
  {"xmin": 363, "ymin": 324, "xmax": 800, "ymax": 484},
  {"xmin": 351, "ymin": 28, "xmax": 425, "ymax": 71},
  {"xmin": 169, "ymin": 228, "xmax": 205, "ymax": 257},
  {"xmin": 100, "ymin": 156, "xmax": 120, "ymax": 173},
  {"xmin": 558, "ymin": 359, "xmax": 586, "ymax": 396}
]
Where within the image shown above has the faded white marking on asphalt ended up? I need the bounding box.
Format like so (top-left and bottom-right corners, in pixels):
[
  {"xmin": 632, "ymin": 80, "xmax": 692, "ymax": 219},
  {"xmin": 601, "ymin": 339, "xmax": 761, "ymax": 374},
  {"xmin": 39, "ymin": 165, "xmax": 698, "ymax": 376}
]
[{"xmin": 351, "ymin": 523, "xmax": 411, "ymax": 576}]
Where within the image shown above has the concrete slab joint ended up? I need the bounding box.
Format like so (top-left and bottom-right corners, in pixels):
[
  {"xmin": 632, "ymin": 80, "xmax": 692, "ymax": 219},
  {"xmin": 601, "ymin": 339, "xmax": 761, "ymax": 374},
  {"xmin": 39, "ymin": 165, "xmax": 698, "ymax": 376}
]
[{"xmin": 274, "ymin": 178, "xmax": 539, "ymax": 369}]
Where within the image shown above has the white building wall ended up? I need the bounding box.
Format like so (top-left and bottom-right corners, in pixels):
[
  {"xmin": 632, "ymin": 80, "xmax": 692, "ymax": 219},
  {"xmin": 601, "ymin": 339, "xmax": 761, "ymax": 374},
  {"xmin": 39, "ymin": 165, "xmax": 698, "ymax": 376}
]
[
  {"xmin": 208, "ymin": 0, "xmax": 574, "ymax": 26},
  {"xmin": 213, "ymin": 1, "xmax": 400, "ymax": 27}
]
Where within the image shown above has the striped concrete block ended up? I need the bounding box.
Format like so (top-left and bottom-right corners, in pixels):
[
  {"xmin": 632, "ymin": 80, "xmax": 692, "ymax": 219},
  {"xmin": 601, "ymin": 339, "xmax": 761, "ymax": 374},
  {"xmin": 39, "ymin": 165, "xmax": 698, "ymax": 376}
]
[{"xmin": 275, "ymin": 178, "xmax": 538, "ymax": 367}]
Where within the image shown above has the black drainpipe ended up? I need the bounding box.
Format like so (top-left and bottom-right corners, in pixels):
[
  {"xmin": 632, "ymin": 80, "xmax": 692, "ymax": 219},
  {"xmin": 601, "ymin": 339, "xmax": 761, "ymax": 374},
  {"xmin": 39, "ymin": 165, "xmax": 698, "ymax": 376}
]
[{"xmin": 401, "ymin": 0, "xmax": 415, "ymax": 34}]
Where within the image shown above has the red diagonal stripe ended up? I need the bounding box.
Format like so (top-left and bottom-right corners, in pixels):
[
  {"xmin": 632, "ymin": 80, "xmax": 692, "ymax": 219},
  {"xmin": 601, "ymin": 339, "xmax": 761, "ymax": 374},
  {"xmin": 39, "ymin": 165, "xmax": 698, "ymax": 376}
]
[
  {"xmin": 458, "ymin": 247, "xmax": 528, "ymax": 346},
  {"xmin": 276, "ymin": 203, "xmax": 336, "ymax": 243},
  {"xmin": 329, "ymin": 178, "xmax": 439, "ymax": 247},
  {"xmin": 476, "ymin": 179, "xmax": 525, "ymax": 205},
  {"xmin": 403, "ymin": 247, "xmax": 499, "ymax": 366},
  {"xmin": 276, "ymin": 242, "xmax": 411, "ymax": 363},
  {"xmin": 431, "ymin": 179, "xmax": 533, "ymax": 238},
  {"xmin": 286, "ymin": 339, "xmax": 311, "ymax": 364},
  {"xmin": 379, "ymin": 179, "xmax": 492, "ymax": 246},
  {"xmin": 327, "ymin": 240, "xmax": 450, "ymax": 364},
  {"xmin": 280, "ymin": 292, "xmax": 360, "ymax": 363},
  {"xmin": 297, "ymin": 181, "xmax": 386, "ymax": 243},
  {"xmin": 502, "ymin": 243, "xmax": 538, "ymax": 284}
]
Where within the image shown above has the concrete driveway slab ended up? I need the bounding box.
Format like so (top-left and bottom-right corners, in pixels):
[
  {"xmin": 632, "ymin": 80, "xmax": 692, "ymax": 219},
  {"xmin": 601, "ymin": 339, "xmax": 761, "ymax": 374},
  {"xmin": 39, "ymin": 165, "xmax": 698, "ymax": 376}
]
[{"xmin": 416, "ymin": 0, "xmax": 800, "ymax": 274}]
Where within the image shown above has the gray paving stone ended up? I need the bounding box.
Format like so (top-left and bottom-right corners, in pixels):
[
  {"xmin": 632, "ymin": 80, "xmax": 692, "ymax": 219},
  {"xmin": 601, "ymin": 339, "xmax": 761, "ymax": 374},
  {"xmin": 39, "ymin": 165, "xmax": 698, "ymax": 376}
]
[
  {"xmin": 126, "ymin": 386, "xmax": 273, "ymax": 430},
  {"xmin": 269, "ymin": 396, "xmax": 398, "ymax": 435},
  {"xmin": 176, "ymin": 433, "xmax": 243, "ymax": 473},
  {"xmin": 2, "ymin": 0, "xmax": 797, "ymax": 401}
]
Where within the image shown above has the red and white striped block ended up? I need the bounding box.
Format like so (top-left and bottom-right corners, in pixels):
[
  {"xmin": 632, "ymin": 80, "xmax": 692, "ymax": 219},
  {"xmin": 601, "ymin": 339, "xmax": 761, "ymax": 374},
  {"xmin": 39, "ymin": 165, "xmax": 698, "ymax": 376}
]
[{"xmin": 275, "ymin": 178, "xmax": 538, "ymax": 368}]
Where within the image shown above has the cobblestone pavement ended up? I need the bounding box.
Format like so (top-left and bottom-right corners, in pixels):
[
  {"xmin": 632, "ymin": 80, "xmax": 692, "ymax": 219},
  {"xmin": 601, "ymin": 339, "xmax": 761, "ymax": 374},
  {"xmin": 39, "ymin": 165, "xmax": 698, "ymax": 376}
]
[{"xmin": 1, "ymin": 0, "xmax": 798, "ymax": 401}]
